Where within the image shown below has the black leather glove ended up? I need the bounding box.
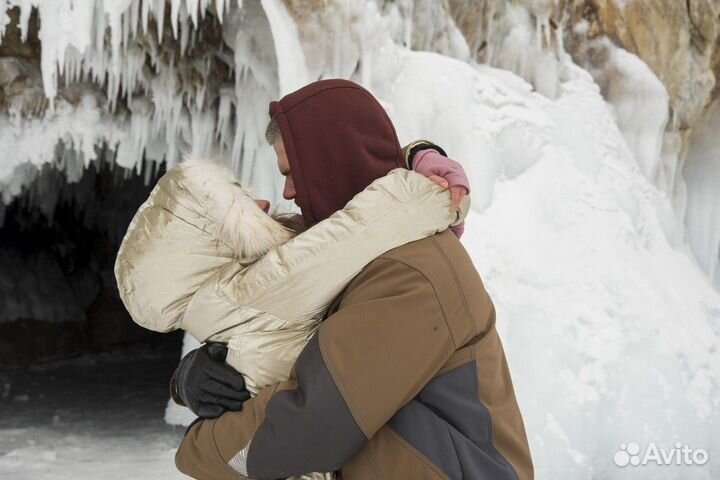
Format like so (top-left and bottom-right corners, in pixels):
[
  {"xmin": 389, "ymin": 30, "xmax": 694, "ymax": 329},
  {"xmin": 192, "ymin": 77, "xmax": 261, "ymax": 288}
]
[{"xmin": 173, "ymin": 343, "xmax": 251, "ymax": 418}]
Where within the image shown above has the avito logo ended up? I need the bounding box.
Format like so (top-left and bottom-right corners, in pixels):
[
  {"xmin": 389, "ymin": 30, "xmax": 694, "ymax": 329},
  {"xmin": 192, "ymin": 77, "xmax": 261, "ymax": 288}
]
[{"xmin": 614, "ymin": 442, "xmax": 708, "ymax": 467}]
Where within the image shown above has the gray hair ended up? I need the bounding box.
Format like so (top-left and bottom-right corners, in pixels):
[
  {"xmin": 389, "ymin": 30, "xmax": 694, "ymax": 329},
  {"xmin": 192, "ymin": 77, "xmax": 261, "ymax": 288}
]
[{"xmin": 265, "ymin": 118, "xmax": 281, "ymax": 145}]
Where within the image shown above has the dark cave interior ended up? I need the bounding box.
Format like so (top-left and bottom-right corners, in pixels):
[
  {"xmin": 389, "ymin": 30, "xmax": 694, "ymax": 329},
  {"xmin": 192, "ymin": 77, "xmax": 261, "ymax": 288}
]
[{"xmin": 0, "ymin": 149, "xmax": 183, "ymax": 363}]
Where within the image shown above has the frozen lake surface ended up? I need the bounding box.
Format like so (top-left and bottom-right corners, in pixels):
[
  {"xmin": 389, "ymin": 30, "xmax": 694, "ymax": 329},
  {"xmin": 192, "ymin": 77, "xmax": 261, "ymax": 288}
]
[{"xmin": 0, "ymin": 345, "xmax": 187, "ymax": 479}]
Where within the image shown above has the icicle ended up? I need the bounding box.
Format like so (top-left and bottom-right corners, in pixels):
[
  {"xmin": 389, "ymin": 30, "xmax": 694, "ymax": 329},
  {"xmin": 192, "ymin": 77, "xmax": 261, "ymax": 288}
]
[
  {"xmin": 116, "ymin": 97, "xmax": 151, "ymax": 170},
  {"xmin": 63, "ymin": 48, "xmax": 83, "ymax": 86},
  {"xmin": 215, "ymin": 0, "xmax": 226, "ymax": 23},
  {"xmin": 122, "ymin": 7, "xmax": 130, "ymax": 54},
  {"xmin": 36, "ymin": 1, "xmax": 64, "ymax": 106},
  {"xmin": 129, "ymin": 0, "xmax": 139, "ymax": 38},
  {"xmin": 216, "ymin": 86, "xmax": 234, "ymax": 148},
  {"xmin": 195, "ymin": 57, "xmax": 210, "ymax": 109},
  {"xmin": 149, "ymin": 62, "xmax": 184, "ymax": 168},
  {"xmin": 18, "ymin": 0, "xmax": 32, "ymax": 42},
  {"xmin": 121, "ymin": 47, "xmax": 138, "ymax": 102},
  {"xmin": 141, "ymin": 0, "xmax": 150, "ymax": 34},
  {"xmin": 143, "ymin": 155, "xmax": 154, "ymax": 184},
  {"xmin": 94, "ymin": 0, "xmax": 106, "ymax": 50},
  {"xmin": 155, "ymin": 0, "xmax": 165, "ymax": 42},
  {"xmin": 185, "ymin": 0, "xmax": 199, "ymax": 28},
  {"xmin": 190, "ymin": 109, "xmax": 215, "ymax": 158},
  {"xmin": 62, "ymin": 51, "xmax": 70, "ymax": 87},
  {"xmin": 189, "ymin": 21, "xmax": 198, "ymax": 50},
  {"xmin": 106, "ymin": 71, "xmax": 119, "ymax": 112},
  {"xmin": 260, "ymin": 0, "xmax": 309, "ymax": 95},
  {"xmin": 180, "ymin": 9, "xmax": 189, "ymax": 55},
  {"xmin": 66, "ymin": 50, "xmax": 74, "ymax": 85},
  {"xmin": 170, "ymin": 0, "xmax": 181, "ymax": 39},
  {"xmin": 103, "ymin": 1, "xmax": 135, "ymax": 80},
  {"xmin": 57, "ymin": 49, "xmax": 66, "ymax": 78},
  {"xmin": 555, "ymin": 21, "xmax": 564, "ymax": 57}
]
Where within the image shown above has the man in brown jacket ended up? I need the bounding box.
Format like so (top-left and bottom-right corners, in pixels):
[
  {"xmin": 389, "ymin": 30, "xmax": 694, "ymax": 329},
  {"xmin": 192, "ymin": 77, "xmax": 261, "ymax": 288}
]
[{"xmin": 172, "ymin": 79, "xmax": 534, "ymax": 480}]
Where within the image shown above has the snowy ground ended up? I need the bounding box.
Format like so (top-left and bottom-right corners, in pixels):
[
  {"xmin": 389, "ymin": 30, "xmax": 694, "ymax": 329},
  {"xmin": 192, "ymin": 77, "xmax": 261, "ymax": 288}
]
[{"xmin": 0, "ymin": 345, "xmax": 187, "ymax": 479}]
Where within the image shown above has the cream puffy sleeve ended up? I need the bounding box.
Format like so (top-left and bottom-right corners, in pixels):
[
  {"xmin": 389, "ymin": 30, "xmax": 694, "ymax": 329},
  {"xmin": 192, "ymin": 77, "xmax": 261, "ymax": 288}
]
[{"xmin": 221, "ymin": 169, "xmax": 467, "ymax": 325}]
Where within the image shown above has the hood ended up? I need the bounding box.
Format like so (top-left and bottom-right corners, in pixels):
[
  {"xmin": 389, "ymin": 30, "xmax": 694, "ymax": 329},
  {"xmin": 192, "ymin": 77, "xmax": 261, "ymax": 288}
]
[
  {"xmin": 114, "ymin": 158, "xmax": 294, "ymax": 336},
  {"xmin": 269, "ymin": 79, "xmax": 404, "ymax": 225},
  {"xmin": 175, "ymin": 160, "xmax": 294, "ymax": 260}
]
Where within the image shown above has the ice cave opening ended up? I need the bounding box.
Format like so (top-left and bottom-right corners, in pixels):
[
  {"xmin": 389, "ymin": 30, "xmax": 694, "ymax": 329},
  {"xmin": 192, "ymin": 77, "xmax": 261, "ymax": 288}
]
[{"xmin": 0, "ymin": 148, "xmax": 183, "ymax": 363}]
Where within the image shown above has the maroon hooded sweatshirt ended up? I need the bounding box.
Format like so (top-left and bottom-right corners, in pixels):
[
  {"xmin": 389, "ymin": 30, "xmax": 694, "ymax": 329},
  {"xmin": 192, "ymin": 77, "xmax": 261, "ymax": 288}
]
[{"xmin": 269, "ymin": 79, "xmax": 405, "ymax": 225}]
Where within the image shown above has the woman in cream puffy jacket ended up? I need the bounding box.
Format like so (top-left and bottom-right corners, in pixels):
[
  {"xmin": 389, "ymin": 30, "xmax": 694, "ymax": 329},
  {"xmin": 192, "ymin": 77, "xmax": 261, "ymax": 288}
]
[{"xmin": 114, "ymin": 158, "xmax": 468, "ymax": 395}]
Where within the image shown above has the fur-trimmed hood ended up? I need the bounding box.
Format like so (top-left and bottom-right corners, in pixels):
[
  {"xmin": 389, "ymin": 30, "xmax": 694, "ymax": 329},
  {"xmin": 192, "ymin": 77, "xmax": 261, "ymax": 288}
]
[
  {"xmin": 174, "ymin": 159, "xmax": 294, "ymax": 260},
  {"xmin": 114, "ymin": 158, "xmax": 294, "ymax": 334}
]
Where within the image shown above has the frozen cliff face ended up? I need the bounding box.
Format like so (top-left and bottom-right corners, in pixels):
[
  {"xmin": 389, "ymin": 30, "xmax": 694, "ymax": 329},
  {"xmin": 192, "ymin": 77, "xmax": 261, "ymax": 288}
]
[
  {"xmin": 566, "ymin": 0, "xmax": 719, "ymax": 131},
  {"xmin": 445, "ymin": 0, "xmax": 720, "ymax": 131},
  {"xmin": 1, "ymin": 1, "xmax": 720, "ymax": 478},
  {"xmin": 440, "ymin": 0, "xmax": 720, "ymax": 286},
  {"xmin": 558, "ymin": 0, "xmax": 720, "ymax": 269},
  {"xmin": 560, "ymin": 0, "xmax": 720, "ymax": 293}
]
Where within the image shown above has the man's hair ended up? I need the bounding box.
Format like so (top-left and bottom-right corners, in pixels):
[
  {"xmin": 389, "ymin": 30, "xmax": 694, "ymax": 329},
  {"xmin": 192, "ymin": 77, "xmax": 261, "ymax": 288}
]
[{"xmin": 265, "ymin": 118, "xmax": 280, "ymax": 145}]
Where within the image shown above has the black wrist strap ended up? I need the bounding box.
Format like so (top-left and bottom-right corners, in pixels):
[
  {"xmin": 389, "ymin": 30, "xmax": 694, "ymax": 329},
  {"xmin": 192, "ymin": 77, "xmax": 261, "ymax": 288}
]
[{"xmin": 404, "ymin": 140, "xmax": 448, "ymax": 169}]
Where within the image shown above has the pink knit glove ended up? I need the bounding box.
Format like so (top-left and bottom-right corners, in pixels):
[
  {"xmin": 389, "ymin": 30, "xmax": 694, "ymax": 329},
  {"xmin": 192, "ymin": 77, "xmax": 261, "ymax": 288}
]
[{"xmin": 412, "ymin": 149, "xmax": 470, "ymax": 239}]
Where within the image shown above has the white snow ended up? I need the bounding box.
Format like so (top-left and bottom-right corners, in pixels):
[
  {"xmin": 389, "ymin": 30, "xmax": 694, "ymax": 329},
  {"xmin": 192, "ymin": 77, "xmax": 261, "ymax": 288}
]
[{"xmin": 1, "ymin": 1, "xmax": 719, "ymax": 479}]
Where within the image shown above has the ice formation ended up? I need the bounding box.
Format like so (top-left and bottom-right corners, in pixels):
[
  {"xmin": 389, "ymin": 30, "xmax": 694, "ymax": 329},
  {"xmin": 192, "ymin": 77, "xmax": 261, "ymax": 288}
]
[
  {"xmin": 685, "ymin": 99, "xmax": 720, "ymax": 287},
  {"xmin": 1, "ymin": 1, "xmax": 719, "ymax": 479},
  {"xmin": 0, "ymin": 0, "xmax": 285, "ymax": 208}
]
